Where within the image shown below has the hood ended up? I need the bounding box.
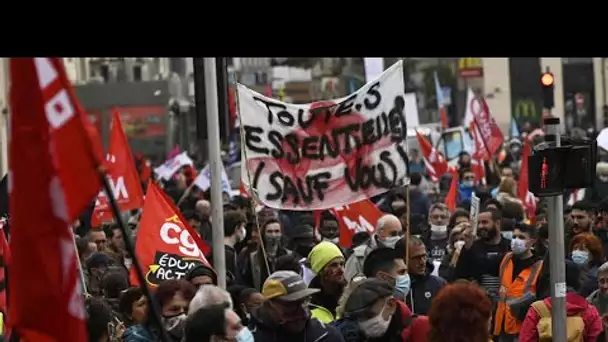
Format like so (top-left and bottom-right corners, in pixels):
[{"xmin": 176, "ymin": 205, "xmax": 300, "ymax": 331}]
[{"xmin": 543, "ymin": 292, "xmax": 589, "ymax": 315}]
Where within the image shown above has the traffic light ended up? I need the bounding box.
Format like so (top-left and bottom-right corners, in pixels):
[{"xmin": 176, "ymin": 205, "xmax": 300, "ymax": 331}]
[
  {"xmin": 541, "ymin": 72, "xmax": 555, "ymax": 109},
  {"xmin": 603, "ymin": 105, "xmax": 608, "ymax": 127}
]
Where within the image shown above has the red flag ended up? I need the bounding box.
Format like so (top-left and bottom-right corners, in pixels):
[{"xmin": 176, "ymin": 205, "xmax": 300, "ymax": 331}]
[
  {"xmin": 130, "ymin": 182, "xmax": 211, "ymax": 287},
  {"xmin": 92, "ymin": 111, "xmax": 145, "ymax": 226},
  {"xmin": 471, "ymin": 97, "xmax": 504, "ymax": 156},
  {"xmin": 0, "ymin": 221, "xmax": 9, "ymax": 334},
  {"xmin": 440, "ymin": 108, "xmax": 448, "ymax": 130},
  {"xmin": 332, "ymin": 199, "xmax": 383, "ymax": 248},
  {"xmin": 9, "ymin": 58, "xmax": 100, "ymax": 342},
  {"xmin": 518, "ymin": 139, "xmax": 536, "ymax": 221},
  {"xmin": 445, "ymin": 169, "xmax": 459, "ymax": 212},
  {"xmin": 415, "ymin": 130, "xmax": 448, "ymax": 182}
]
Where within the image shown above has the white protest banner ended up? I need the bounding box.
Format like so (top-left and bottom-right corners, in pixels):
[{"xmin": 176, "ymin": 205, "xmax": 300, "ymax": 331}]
[
  {"xmin": 470, "ymin": 192, "xmax": 480, "ymax": 236},
  {"xmin": 237, "ymin": 60, "xmax": 410, "ymax": 210},
  {"xmin": 194, "ymin": 163, "xmax": 232, "ymax": 194},
  {"xmin": 154, "ymin": 151, "xmax": 194, "ymax": 181}
]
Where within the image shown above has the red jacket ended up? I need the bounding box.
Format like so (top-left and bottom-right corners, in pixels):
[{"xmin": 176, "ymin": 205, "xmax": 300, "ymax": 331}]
[
  {"xmin": 397, "ymin": 300, "xmax": 430, "ymax": 342},
  {"xmin": 519, "ymin": 292, "xmax": 602, "ymax": 342}
]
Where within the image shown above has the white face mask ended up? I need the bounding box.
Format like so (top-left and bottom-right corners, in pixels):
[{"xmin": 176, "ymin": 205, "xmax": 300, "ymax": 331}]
[
  {"xmin": 599, "ymin": 175, "xmax": 608, "ymax": 182},
  {"xmin": 359, "ymin": 305, "xmax": 391, "ymax": 337},
  {"xmin": 430, "ymin": 225, "xmax": 448, "ymax": 239},
  {"xmin": 382, "ymin": 235, "xmax": 400, "ymax": 248},
  {"xmin": 323, "ymin": 237, "xmax": 339, "ymax": 244},
  {"xmin": 236, "ymin": 226, "xmax": 247, "ymax": 242}
]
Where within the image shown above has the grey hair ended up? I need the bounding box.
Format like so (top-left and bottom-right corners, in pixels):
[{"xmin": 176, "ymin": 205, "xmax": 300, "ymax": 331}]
[
  {"xmin": 429, "ymin": 203, "xmax": 449, "ymax": 214},
  {"xmin": 376, "ymin": 214, "xmax": 399, "ymax": 233},
  {"xmin": 188, "ymin": 285, "xmax": 233, "ymax": 315},
  {"xmin": 598, "ymin": 261, "xmax": 608, "ymax": 274},
  {"xmin": 408, "ymin": 235, "xmax": 425, "ymax": 247}
]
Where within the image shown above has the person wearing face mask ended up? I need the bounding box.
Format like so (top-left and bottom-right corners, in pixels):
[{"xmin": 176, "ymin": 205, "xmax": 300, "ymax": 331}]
[
  {"xmin": 345, "ymin": 215, "xmax": 403, "ymax": 282},
  {"xmin": 241, "ymin": 219, "xmax": 292, "ymax": 291},
  {"xmin": 333, "ymin": 278, "xmax": 430, "ymax": 342},
  {"xmin": 123, "ymin": 280, "xmax": 197, "ymax": 342},
  {"xmin": 424, "ymin": 203, "xmax": 450, "ymax": 275},
  {"xmin": 455, "ymin": 207, "xmax": 511, "ymax": 309},
  {"xmin": 250, "ymin": 271, "xmax": 344, "ymax": 342},
  {"xmin": 492, "ymin": 224, "xmax": 544, "ymax": 342},
  {"xmin": 290, "ymin": 225, "xmax": 316, "ymax": 260},
  {"xmin": 219, "ymin": 211, "xmax": 248, "ymax": 284},
  {"xmin": 362, "ymin": 248, "xmax": 410, "ymax": 302},
  {"xmin": 307, "ymin": 241, "xmax": 347, "ymax": 323},
  {"xmin": 569, "ymin": 233, "xmax": 605, "ymax": 297},
  {"xmin": 457, "ymin": 168, "xmax": 479, "ymax": 207},
  {"xmin": 184, "ymin": 302, "xmax": 254, "ymax": 342}
]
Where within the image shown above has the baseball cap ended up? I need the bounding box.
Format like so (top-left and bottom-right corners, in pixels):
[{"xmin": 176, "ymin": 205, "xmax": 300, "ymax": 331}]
[{"xmin": 262, "ymin": 271, "xmax": 319, "ymax": 301}]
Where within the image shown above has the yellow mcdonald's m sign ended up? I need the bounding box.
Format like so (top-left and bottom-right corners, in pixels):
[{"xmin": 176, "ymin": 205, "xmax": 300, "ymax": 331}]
[
  {"xmin": 458, "ymin": 58, "xmax": 483, "ymax": 78},
  {"xmin": 513, "ymin": 99, "xmax": 538, "ymax": 121}
]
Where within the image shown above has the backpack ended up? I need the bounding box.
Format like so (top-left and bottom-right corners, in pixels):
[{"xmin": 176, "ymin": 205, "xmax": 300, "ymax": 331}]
[{"xmin": 532, "ymin": 300, "xmax": 585, "ymax": 342}]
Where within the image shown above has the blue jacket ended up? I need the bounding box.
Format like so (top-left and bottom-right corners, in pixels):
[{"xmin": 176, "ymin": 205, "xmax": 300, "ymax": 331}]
[
  {"xmin": 122, "ymin": 325, "xmax": 158, "ymax": 342},
  {"xmin": 458, "ymin": 183, "xmax": 474, "ymax": 205}
]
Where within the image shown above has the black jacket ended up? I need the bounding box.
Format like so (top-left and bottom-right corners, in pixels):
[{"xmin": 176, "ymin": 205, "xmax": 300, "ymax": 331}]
[
  {"xmin": 405, "ymin": 262, "xmax": 447, "ymax": 315},
  {"xmin": 249, "ymin": 305, "xmax": 345, "ymax": 342}
]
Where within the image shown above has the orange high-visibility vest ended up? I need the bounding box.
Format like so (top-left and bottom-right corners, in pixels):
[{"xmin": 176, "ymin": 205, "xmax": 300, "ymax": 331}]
[{"xmin": 493, "ymin": 252, "xmax": 543, "ymax": 336}]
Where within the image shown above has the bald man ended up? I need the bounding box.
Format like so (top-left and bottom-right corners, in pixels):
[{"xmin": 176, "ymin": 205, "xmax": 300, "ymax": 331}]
[
  {"xmin": 344, "ymin": 214, "xmax": 404, "ymax": 281},
  {"xmin": 196, "ymin": 200, "xmax": 212, "ymax": 242}
]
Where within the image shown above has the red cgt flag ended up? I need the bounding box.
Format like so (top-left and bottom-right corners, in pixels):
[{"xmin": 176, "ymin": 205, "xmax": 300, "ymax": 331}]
[
  {"xmin": 415, "ymin": 130, "xmax": 448, "ymax": 182},
  {"xmin": 332, "ymin": 199, "xmax": 383, "ymax": 248},
  {"xmin": 130, "ymin": 182, "xmax": 211, "ymax": 287},
  {"xmin": 91, "ymin": 110, "xmax": 145, "ymax": 226},
  {"xmin": 445, "ymin": 169, "xmax": 459, "ymax": 212},
  {"xmin": 9, "ymin": 58, "xmax": 102, "ymax": 342}
]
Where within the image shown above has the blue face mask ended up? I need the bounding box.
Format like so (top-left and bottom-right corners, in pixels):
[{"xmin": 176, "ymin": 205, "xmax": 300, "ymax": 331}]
[
  {"xmin": 462, "ymin": 180, "xmax": 474, "ymax": 188},
  {"xmin": 571, "ymin": 250, "xmax": 589, "ymax": 266},
  {"xmin": 395, "ymin": 273, "xmax": 411, "ymax": 296},
  {"xmin": 235, "ymin": 327, "xmax": 254, "ymax": 342}
]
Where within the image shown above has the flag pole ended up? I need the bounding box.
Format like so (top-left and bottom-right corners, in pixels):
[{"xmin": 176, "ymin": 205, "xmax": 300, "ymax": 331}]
[
  {"xmin": 194, "ymin": 57, "xmax": 226, "ymax": 289},
  {"xmin": 100, "ymin": 175, "xmax": 172, "ymax": 342}
]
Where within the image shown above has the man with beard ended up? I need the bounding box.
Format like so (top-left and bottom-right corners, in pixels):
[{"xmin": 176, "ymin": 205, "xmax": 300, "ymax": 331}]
[
  {"xmin": 250, "ymin": 271, "xmax": 343, "ymax": 342},
  {"xmin": 567, "ymin": 201, "xmax": 594, "ymax": 252},
  {"xmin": 344, "ymin": 214, "xmax": 403, "ymax": 281},
  {"xmin": 455, "ymin": 207, "xmax": 511, "ymax": 307},
  {"xmin": 307, "ymin": 241, "xmax": 347, "ymax": 323}
]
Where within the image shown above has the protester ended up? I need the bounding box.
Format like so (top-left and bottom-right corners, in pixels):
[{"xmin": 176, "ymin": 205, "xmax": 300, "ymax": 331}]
[
  {"xmin": 184, "ymin": 302, "xmax": 251, "ymax": 342},
  {"xmin": 195, "ymin": 199, "xmax": 212, "ymax": 242},
  {"xmin": 101, "ymin": 270, "xmax": 130, "ymax": 320},
  {"xmin": 123, "ymin": 280, "xmax": 196, "ymax": 342},
  {"xmin": 106, "ymin": 223, "xmax": 131, "ymax": 270},
  {"xmin": 519, "ymin": 260, "xmax": 602, "ymax": 342},
  {"xmin": 448, "ymin": 208, "xmax": 470, "ymax": 229},
  {"xmin": 569, "ymin": 233, "xmax": 605, "ymax": 296},
  {"xmin": 333, "ymin": 278, "xmax": 429, "ymax": 342},
  {"xmin": 221, "ymin": 210, "xmax": 248, "ymax": 282},
  {"xmin": 250, "ymin": 270, "xmax": 344, "ymax": 342},
  {"xmin": 288, "ymin": 224, "xmax": 316, "ymax": 260},
  {"xmin": 403, "ymin": 236, "xmax": 446, "ymax": 315},
  {"xmin": 568, "ymin": 201, "xmax": 595, "ymax": 248},
  {"xmin": 308, "ymin": 241, "xmax": 347, "ymax": 322},
  {"xmin": 408, "ymin": 172, "xmax": 432, "ymax": 218},
  {"xmin": 424, "ymin": 203, "xmax": 450, "ymax": 268},
  {"xmin": 86, "ymin": 297, "xmax": 118, "ymax": 342},
  {"xmin": 438, "ymin": 222, "xmax": 473, "ymax": 281},
  {"xmin": 189, "ymin": 284, "xmax": 233, "ymax": 315},
  {"xmin": 86, "ymin": 252, "xmax": 116, "ymax": 298},
  {"xmin": 492, "ymin": 224, "xmax": 544, "ymax": 342},
  {"xmin": 455, "ymin": 207, "xmax": 511, "ymax": 304},
  {"xmin": 345, "ymin": 214, "xmax": 403, "ymax": 281},
  {"xmin": 240, "ymin": 218, "xmax": 292, "ymax": 290},
  {"xmin": 318, "ymin": 210, "xmax": 341, "ymax": 244},
  {"xmin": 119, "ymin": 287, "xmax": 148, "ymax": 327},
  {"xmin": 587, "ymin": 261, "xmax": 608, "ymax": 316},
  {"xmin": 185, "ymin": 263, "xmax": 218, "ymax": 288},
  {"xmin": 231, "ymin": 287, "xmax": 264, "ymax": 326},
  {"xmin": 362, "ymin": 247, "xmax": 409, "ymax": 301},
  {"xmin": 427, "ymin": 281, "xmax": 493, "ymax": 342}
]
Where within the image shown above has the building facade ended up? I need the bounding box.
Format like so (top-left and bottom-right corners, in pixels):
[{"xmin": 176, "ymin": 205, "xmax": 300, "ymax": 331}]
[{"xmin": 481, "ymin": 57, "xmax": 606, "ymax": 134}]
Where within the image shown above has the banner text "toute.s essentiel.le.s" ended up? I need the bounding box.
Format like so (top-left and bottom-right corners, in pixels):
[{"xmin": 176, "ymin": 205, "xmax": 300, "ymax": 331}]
[{"xmin": 238, "ymin": 61, "xmax": 410, "ymax": 210}]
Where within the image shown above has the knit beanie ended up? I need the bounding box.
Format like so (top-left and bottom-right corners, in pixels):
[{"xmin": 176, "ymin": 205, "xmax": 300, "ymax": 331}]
[{"xmin": 307, "ymin": 241, "xmax": 343, "ymax": 274}]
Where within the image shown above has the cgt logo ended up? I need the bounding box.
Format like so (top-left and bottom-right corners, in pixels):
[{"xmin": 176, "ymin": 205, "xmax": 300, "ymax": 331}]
[{"xmin": 513, "ymin": 99, "xmax": 538, "ymax": 120}]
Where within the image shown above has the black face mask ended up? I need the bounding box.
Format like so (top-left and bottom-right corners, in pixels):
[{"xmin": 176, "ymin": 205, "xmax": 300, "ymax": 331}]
[{"xmin": 294, "ymin": 244, "xmax": 313, "ymax": 258}]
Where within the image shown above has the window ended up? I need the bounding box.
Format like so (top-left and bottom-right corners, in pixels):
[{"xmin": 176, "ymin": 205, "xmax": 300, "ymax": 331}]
[{"xmin": 133, "ymin": 65, "xmax": 142, "ymax": 81}]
